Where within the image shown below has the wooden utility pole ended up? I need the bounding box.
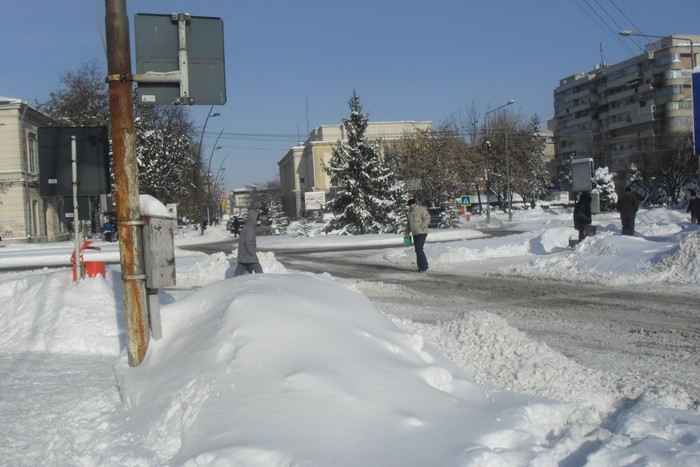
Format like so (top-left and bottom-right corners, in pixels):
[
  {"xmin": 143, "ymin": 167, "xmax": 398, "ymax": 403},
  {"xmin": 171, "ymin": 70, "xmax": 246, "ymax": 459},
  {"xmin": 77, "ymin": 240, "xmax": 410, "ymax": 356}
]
[{"xmin": 105, "ymin": 0, "xmax": 149, "ymax": 366}]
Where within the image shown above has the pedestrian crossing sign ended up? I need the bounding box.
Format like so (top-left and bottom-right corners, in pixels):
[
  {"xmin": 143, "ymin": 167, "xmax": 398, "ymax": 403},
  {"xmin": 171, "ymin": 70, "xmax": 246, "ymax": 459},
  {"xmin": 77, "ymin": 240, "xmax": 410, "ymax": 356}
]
[{"xmin": 461, "ymin": 195, "xmax": 472, "ymax": 206}]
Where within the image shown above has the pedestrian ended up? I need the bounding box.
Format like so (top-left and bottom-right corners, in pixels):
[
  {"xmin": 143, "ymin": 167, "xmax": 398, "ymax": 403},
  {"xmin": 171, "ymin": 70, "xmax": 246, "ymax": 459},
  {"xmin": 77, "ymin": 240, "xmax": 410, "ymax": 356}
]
[
  {"xmin": 406, "ymin": 198, "xmax": 430, "ymax": 272},
  {"xmin": 234, "ymin": 209, "xmax": 263, "ymax": 276},
  {"xmin": 573, "ymin": 192, "xmax": 592, "ymax": 241},
  {"xmin": 688, "ymin": 190, "xmax": 700, "ymax": 224},
  {"xmin": 617, "ymin": 187, "xmax": 639, "ymax": 236},
  {"xmin": 232, "ymin": 216, "xmax": 241, "ymax": 237},
  {"xmin": 103, "ymin": 219, "xmax": 114, "ymax": 242}
]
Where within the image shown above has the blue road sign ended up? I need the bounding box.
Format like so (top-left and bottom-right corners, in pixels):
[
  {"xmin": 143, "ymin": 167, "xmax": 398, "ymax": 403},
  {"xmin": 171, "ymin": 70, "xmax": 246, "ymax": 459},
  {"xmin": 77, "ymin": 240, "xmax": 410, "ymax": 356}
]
[{"xmin": 461, "ymin": 195, "xmax": 472, "ymax": 206}]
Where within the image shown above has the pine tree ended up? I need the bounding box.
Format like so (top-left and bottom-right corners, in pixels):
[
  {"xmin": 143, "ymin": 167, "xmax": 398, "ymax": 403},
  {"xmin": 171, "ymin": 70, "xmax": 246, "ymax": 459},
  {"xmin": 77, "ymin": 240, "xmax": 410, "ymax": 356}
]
[
  {"xmin": 593, "ymin": 166, "xmax": 618, "ymax": 211},
  {"xmin": 323, "ymin": 91, "xmax": 408, "ymax": 235}
]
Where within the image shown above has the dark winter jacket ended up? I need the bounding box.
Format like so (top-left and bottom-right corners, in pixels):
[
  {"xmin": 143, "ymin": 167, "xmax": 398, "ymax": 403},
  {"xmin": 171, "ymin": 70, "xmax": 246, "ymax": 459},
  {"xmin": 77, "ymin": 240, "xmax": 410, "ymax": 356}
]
[
  {"xmin": 688, "ymin": 197, "xmax": 700, "ymax": 221},
  {"xmin": 237, "ymin": 209, "xmax": 259, "ymax": 264},
  {"xmin": 617, "ymin": 191, "xmax": 639, "ymax": 217},
  {"xmin": 407, "ymin": 204, "xmax": 430, "ymax": 235},
  {"xmin": 573, "ymin": 193, "xmax": 592, "ymax": 230}
]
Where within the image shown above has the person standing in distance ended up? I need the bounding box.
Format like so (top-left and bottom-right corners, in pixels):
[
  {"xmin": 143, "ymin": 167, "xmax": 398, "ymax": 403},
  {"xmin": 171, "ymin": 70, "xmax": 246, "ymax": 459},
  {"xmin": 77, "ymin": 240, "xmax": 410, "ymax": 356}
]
[
  {"xmin": 573, "ymin": 192, "xmax": 592, "ymax": 242},
  {"xmin": 234, "ymin": 208, "xmax": 264, "ymax": 276},
  {"xmin": 406, "ymin": 198, "xmax": 430, "ymax": 272},
  {"xmin": 688, "ymin": 190, "xmax": 700, "ymax": 224},
  {"xmin": 617, "ymin": 187, "xmax": 639, "ymax": 236}
]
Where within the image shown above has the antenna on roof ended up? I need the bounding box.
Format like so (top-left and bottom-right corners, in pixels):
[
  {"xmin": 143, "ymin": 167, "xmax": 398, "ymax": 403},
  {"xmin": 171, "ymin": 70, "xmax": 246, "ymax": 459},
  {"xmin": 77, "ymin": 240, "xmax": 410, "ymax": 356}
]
[{"xmin": 599, "ymin": 42, "xmax": 606, "ymax": 67}]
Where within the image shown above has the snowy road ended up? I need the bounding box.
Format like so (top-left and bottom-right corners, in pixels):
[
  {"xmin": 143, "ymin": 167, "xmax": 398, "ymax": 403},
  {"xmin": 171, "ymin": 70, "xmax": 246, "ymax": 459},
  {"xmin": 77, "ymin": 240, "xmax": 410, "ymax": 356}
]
[{"xmin": 276, "ymin": 248, "xmax": 700, "ymax": 406}]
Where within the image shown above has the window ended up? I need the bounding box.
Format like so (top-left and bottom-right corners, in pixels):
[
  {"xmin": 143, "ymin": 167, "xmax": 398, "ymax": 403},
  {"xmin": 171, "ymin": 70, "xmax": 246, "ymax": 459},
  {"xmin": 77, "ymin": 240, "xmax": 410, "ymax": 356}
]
[{"xmin": 27, "ymin": 133, "xmax": 37, "ymax": 173}]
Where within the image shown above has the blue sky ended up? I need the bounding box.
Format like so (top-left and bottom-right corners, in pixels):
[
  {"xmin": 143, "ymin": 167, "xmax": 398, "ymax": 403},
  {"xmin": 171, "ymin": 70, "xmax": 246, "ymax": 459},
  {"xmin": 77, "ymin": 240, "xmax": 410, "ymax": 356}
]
[{"xmin": 2, "ymin": 1, "xmax": 698, "ymax": 190}]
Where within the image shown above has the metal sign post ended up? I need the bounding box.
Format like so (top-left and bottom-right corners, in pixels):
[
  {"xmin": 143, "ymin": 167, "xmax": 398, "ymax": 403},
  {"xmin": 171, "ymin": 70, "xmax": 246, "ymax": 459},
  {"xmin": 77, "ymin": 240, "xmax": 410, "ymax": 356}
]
[{"xmin": 71, "ymin": 136, "xmax": 82, "ymax": 280}]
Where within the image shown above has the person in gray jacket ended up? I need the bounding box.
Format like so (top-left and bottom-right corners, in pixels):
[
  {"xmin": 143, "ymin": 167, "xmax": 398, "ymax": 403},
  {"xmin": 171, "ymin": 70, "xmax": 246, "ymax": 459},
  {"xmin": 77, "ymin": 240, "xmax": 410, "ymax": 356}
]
[
  {"xmin": 234, "ymin": 209, "xmax": 263, "ymax": 276},
  {"xmin": 406, "ymin": 198, "xmax": 430, "ymax": 272}
]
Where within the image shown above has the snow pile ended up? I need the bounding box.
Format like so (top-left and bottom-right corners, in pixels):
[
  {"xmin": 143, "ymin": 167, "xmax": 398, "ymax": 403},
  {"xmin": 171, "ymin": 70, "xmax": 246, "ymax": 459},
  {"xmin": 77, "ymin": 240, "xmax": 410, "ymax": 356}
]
[
  {"xmin": 0, "ymin": 270, "xmax": 123, "ymax": 355},
  {"xmin": 650, "ymin": 234, "xmax": 700, "ymax": 284},
  {"xmin": 113, "ymin": 274, "xmax": 556, "ymax": 465}
]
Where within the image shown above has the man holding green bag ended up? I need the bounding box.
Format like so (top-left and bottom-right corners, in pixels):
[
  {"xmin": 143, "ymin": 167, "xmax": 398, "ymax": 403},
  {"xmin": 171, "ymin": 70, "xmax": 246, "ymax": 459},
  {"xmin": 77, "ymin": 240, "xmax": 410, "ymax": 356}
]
[{"xmin": 406, "ymin": 198, "xmax": 430, "ymax": 272}]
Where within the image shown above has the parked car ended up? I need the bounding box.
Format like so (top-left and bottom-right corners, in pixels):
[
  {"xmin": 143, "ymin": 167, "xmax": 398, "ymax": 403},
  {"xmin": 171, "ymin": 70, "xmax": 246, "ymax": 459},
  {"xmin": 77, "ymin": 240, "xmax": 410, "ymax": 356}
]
[{"xmin": 428, "ymin": 207, "xmax": 443, "ymax": 228}]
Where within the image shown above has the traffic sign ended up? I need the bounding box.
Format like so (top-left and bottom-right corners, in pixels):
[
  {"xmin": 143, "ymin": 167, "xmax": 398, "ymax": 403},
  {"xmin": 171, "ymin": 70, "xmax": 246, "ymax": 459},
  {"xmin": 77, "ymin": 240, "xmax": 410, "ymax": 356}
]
[{"xmin": 461, "ymin": 195, "xmax": 472, "ymax": 206}]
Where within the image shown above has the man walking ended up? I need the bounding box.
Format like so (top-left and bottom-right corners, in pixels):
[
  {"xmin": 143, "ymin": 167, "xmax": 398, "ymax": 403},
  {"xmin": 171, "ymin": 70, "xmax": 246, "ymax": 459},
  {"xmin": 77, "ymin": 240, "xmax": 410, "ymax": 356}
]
[
  {"xmin": 234, "ymin": 209, "xmax": 264, "ymax": 276},
  {"xmin": 406, "ymin": 198, "xmax": 430, "ymax": 272},
  {"xmin": 617, "ymin": 187, "xmax": 639, "ymax": 236}
]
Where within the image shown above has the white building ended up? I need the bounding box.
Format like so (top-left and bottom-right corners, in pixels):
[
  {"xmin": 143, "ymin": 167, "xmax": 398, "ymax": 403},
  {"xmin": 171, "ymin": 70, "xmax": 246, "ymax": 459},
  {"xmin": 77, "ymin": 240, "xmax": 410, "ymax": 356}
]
[{"xmin": 0, "ymin": 97, "xmax": 68, "ymax": 242}]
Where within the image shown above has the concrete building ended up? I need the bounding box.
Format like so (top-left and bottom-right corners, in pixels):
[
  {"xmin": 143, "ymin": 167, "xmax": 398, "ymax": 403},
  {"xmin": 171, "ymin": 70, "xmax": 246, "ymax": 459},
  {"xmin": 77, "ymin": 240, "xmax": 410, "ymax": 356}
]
[
  {"xmin": 278, "ymin": 121, "xmax": 431, "ymax": 219},
  {"xmin": 0, "ymin": 97, "xmax": 68, "ymax": 243},
  {"xmin": 549, "ymin": 35, "xmax": 698, "ymax": 182},
  {"xmin": 228, "ymin": 187, "xmax": 251, "ymax": 217}
]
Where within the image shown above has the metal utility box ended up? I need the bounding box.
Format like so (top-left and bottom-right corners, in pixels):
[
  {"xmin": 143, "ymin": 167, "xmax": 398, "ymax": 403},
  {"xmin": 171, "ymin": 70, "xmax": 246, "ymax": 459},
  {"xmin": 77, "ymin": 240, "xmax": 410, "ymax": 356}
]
[
  {"xmin": 142, "ymin": 215, "xmax": 176, "ymax": 289},
  {"xmin": 571, "ymin": 158, "xmax": 594, "ymax": 193}
]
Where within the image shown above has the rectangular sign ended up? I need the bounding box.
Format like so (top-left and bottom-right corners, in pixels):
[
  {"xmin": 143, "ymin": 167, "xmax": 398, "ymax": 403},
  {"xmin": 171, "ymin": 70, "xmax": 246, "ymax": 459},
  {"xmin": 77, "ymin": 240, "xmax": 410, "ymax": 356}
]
[
  {"xmin": 460, "ymin": 195, "xmax": 472, "ymax": 206},
  {"xmin": 135, "ymin": 13, "xmax": 226, "ymax": 105},
  {"xmin": 38, "ymin": 127, "xmax": 111, "ymax": 197},
  {"xmin": 304, "ymin": 191, "xmax": 326, "ymax": 210}
]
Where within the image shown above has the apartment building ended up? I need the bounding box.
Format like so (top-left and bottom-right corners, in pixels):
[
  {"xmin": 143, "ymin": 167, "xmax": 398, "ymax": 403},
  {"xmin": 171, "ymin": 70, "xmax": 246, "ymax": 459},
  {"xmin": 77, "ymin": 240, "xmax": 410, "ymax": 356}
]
[
  {"xmin": 0, "ymin": 97, "xmax": 67, "ymax": 242},
  {"xmin": 278, "ymin": 121, "xmax": 431, "ymax": 219},
  {"xmin": 549, "ymin": 35, "xmax": 698, "ymax": 182}
]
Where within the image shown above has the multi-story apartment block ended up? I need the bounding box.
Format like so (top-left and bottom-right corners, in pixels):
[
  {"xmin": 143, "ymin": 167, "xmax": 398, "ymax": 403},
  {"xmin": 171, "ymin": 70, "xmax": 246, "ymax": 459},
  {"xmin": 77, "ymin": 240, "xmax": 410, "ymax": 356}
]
[
  {"xmin": 278, "ymin": 121, "xmax": 431, "ymax": 219},
  {"xmin": 0, "ymin": 97, "xmax": 68, "ymax": 242},
  {"xmin": 549, "ymin": 35, "xmax": 698, "ymax": 184},
  {"xmin": 228, "ymin": 187, "xmax": 251, "ymax": 217}
]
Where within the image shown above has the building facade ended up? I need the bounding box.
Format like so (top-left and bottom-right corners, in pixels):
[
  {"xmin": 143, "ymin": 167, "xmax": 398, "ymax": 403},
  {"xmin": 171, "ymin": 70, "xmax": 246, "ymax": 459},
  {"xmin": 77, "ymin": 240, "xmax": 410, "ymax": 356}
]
[
  {"xmin": 549, "ymin": 35, "xmax": 698, "ymax": 182},
  {"xmin": 278, "ymin": 121, "xmax": 432, "ymax": 219},
  {"xmin": 0, "ymin": 97, "xmax": 67, "ymax": 242}
]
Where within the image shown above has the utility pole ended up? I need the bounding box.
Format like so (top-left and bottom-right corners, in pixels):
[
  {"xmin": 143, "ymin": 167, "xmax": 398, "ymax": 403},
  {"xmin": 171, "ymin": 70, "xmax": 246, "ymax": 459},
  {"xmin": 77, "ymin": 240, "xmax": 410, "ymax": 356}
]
[{"xmin": 105, "ymin": 0, "xmax": 150, "ymax": 367}]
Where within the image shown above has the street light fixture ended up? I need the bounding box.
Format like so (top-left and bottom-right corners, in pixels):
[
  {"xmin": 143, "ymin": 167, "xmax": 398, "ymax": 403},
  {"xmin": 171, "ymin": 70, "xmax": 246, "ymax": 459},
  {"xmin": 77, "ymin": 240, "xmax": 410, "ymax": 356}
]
[
  {"xmin": 484, "ymin": 99, "xmax": 515, "ymax": 223},
  {"xmin": 197, "ymin": 106, "xmax": 221, "ymax": 234},
  {"xmin": 619, "ymin": 30, "xmax": 695, "ymax": 68}
]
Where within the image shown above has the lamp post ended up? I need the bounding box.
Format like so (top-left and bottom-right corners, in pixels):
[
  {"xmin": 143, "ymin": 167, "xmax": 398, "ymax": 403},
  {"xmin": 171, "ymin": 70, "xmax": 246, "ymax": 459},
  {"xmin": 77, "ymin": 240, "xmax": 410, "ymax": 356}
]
[
  {"xmin": 484, "ymin": 99, "xmax": 515, "ymax": 223},
  {"xmin": 205, "ymin": 129, "xmax": 224, "ymax": 226},
  {"xmin": 197, "ymin": 106, "xmax": 220, "ymax": 234}
]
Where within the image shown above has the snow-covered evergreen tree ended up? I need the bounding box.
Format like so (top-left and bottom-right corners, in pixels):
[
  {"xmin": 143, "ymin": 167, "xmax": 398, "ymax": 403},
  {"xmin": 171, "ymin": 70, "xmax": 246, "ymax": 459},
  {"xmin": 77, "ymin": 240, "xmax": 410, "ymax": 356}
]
[
  {"xmin": 266, "ymin": 198, "xmax": 289, "ymax": 236},
  {"xmin": 438, "ymin": 204, "xmax": 461, "ymax": 229},
  {"xmin": 592, "ymin": 166, "xmax": 617, "ymax": 211},
  {"xmin": 248, "ymin": 184, "xmax": 289, "ymax": 235},
  {"xmin": 295, "ymin": 214, "xmax": 312, "ymax": 238},
  {"xmin": 323, "ymin": 91, "xmax": 408, "ymax": 235}
]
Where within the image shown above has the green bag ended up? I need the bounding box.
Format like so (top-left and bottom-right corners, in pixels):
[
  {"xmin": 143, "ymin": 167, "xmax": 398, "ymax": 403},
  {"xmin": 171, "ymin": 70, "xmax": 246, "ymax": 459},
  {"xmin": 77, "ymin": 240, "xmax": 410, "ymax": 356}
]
[{"xmin": 403, "ymin": 235, "xmax": 413, "ymax": 246}]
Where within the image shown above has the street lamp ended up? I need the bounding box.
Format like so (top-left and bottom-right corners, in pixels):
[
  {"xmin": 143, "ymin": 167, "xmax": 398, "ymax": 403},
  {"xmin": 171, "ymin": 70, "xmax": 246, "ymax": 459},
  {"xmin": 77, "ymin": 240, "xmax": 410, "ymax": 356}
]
[
  {"xmin": 205, "ymin": 128, "xmax": 224, "ymax": 226},
  {"xmin": 197, "ymin": 105, "xmax": 221, "ymax": 234},
  {"xmin": 484, "ymin": 99, "xmax": 515, "ymax": 223}
]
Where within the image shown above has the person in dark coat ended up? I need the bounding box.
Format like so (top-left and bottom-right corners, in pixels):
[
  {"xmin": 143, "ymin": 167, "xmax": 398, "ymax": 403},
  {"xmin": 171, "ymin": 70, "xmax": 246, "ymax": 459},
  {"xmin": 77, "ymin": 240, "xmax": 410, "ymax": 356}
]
[
  {"xmin": 234, "ymin": 209, "xmax": 263, "ymax": 276},
  {"xmin": 573, "ymin": 192, "xmax": 592, "ymax": 241},
  {"xmin": 103, "ymin": 219, "xmax": 114, "ymax": 242},
  {"xmin": 617, "ymin": 187, "xmax": 639, "ymax": 236},
  {"xmin": 688, "ymin": 190, "xmax": 700, "ymax": 224},
  {"xmin": 232, "ymin": 216, "xmax": 241, "ymax": 237}
]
